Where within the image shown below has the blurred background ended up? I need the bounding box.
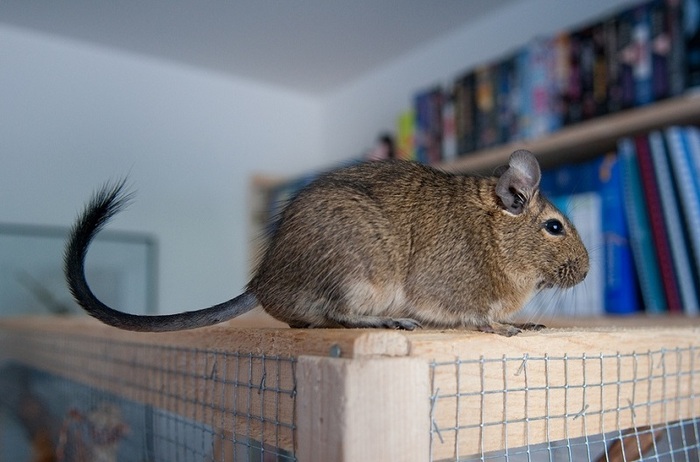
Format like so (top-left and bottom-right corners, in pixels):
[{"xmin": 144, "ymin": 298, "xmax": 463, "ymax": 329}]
[{"xmin": 0, "ymin": 0, "xmax": 668, "ymax": 317}]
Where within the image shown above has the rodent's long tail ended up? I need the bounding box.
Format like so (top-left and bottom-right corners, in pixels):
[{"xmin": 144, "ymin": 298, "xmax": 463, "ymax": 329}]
[{"xmin": 64, "ymin": 180, "xmax": 258, "ymax": 332}]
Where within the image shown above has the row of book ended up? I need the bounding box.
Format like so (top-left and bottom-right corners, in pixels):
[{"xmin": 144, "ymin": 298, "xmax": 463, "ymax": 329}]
[
  {"xmin": 398, "ymin": 0, "xmax": 700, "ymax": 164},
  {"xmin": 523, "ymin": 125, "xmax": 700, "ymax": 318}
]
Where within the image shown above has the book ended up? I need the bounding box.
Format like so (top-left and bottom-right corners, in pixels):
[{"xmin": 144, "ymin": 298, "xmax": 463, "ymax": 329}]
[
  {"xmin": 552, "ymin": 32, "xmax": 571, "ymax": 127},
  {"xmin": 496, "ymin": 54, "xmax": 520, "ymax": 144},
  {"xmin": 564, "ymin": 28, "xmax": 584, "ymax": 124},
  {"xmin": 474, "ymin": 63, "xmax": 499, "ymax": 149},
  {"xmin": 596, "ymin": 154, "xmax": 641, "ymax": 314},
  {"xmin": 631, "ymin": 3, "xmax": 654, "ymax": 106},
  {"xmin": 648, "ymin": 130, "xmax": 700, "ymax": 314},
  {"xmin": 518, "ymin": 37, "xmax": 562, "ymax": 140},
  {"xmin": 605, "ymin": 15, "xmax": 624, "ymax": 114},
  {"xmin": 666, "ymin": 0, "xmax": 686, "ymax": 96},
  {"xmin": 454, "ymin": 71, "xmax": 477, "ymax": 155},
  {"xmin": 634, "ymin": 134, "xmax": 683, "ymax": 312},
  {"xmin": 617, "ymin": 6, "xmax": 639, "ymax": 110},
  {"xmin": 668, "ymin": 126, "xmax": 700, "ymax": 276},
  {"xmin": 650, "ymin": 0, "xmax": 686, "ymax": 100},
  {"xmin": 441, "ymin": 87, "xmax": 457, "ymax": 162},
  {"xmin": 618, "ymin": 137, "xmax": 667, "ymax": 313},
  {"xmin": 591, "ymin": 23, "xmax": 610, "ymax": 118},
  {"xmin": 396, "ymin": 109, "xmax": 415, "ymax": 161},
  {"xmin": 684, "ymin": 0, "xmax": 700, "ymax": 88},
  {"xmin": 413, "ymin": 86, "xmax": 443, "ymax": 164}
]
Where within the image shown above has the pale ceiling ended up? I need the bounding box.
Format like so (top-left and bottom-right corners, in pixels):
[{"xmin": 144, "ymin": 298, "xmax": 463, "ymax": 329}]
[{"xmin": 0, "ymin": 0, "xmax": 518, "ymax": 96}]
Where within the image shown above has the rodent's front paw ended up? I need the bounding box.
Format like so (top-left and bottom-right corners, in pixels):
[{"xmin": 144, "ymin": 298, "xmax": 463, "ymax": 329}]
[{"xmin": 386, "ymin": 318, "xmax": 423, "ymax": 330}]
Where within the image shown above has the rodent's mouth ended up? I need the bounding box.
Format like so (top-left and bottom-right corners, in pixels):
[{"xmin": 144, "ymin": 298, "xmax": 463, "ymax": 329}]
[
  {"xmin": 557, "ymin": 259, "xmax": 588, "ymax": 288},
  {"xmin": 537, "ymin": 259, "xmax": 587, "ymax": 290}
]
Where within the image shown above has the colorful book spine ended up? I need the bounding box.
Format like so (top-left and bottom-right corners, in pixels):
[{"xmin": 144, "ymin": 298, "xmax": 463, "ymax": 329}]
[
  {"xmin": 665, "ymin": 0, "xmax": 686, "ymax": 96},
  {"xmin": 685, "ymin": 0, "xmax": 700, "ymax": 88},
  {"xmin": 618, "ymin": 137, "xmax": 667, "ymax": 313},
  {"xmin": 518, "ymin": 37, "xmax": 562, "ymax": 140},
  {"xmin": 564, "ymin": 29, "xmax": 584, "ymax": 124},
  {"xmin": 591, "ymin": 23, "xmax": 610, "ymax": 118},
  {"xmin": 396, "ymin": 109, "xmax": 415, "ymax": 161},
  {"xmin": 454, "ymin": 71, "xmax": 477, "ymax": 155},
  {"xmin": 670, "ymin": 126, "xmax": 700, "ymax": 276},
  {"xmin": 596, "ymin": 154, "xmax": 640, "ymax": 314},
  {"xmin": 634, "ymin": 134, "xmax": 683, "ymax": 312},
  {"xmin": 413, "ymin": 86, "xmax": 443, "ymax": 164},
  {"xmin": 475, "ymin": 63, "xmax": 499, "ymax": 150},
  {"xmin": 617, "ymin": 6, "xmax": 638, "ymax": 110},
  {"xmin": 650, "ymin": 0, "xmax": 686, "ymax": 100},
  {"xmin": 496, "ymin": 54, "xmax": 520, "ymax": 144},
  {"xmin": 441, "ymin": 87, "xmax": 457, "ymax": 162},
  {"xmin": 648, "ymin": 130, "xmax": 700, "ymax": 314},
  {"xmin": 605, "ymin": 15, "xmax": 623, "ymax": 114},
  {"xmin": 632, "ymin": 4, "xmax": 654, "ymax": 106}
]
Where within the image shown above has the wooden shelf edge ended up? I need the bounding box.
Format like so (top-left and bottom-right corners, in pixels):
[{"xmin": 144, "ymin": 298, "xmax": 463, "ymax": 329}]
[
  {"xmin": 2, "ymin": 314, "xmax": 699, "ymax": 360},
  {"xmin": 441, "ymin": 92, "xmax": 700, "ymax": 174}
]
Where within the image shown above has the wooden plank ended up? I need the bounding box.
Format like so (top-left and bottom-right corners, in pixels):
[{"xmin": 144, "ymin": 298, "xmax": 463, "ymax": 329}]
[
  {"xmin": 295, "ymin": 356, "xmax": 430, "ymax": 462},
  {"xmin": 0, "ymin": 316, "xmax": 410, "ymax": 358}
]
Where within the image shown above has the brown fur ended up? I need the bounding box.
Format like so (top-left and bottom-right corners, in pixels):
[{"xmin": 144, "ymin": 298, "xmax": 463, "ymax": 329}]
[{"xmin": 250, "ymin": 151, "xmax": 588, "ymax": 336}]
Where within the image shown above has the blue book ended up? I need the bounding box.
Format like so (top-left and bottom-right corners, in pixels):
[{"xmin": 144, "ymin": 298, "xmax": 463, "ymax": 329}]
[
  {"xmin": 596, "ymin": 154, "xmax": 640, "ymax": 314},
  {"xmin": 649, "ymin": 130, "xmax": 700, "ymax": 314},
  {"xmin": 667, "ymin": 126, "xmax": 700, "ymax": 279},
  {"xmin": 618, "ymin": 137, "xmax": 667, "ymax": 313}
]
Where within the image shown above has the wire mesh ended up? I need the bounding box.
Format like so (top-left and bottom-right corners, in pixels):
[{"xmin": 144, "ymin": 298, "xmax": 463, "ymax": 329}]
[
  {"xmin": 429, "ymin": 347, "xmax": 700, "ymax": 461},
  {"xmin": 0, "ymin": 327, "xmax": 296, "ymax": 461}
]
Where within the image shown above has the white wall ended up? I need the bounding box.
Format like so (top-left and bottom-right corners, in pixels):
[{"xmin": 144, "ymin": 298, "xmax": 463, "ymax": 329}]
[
  {"xmin": 0, "ymin": 25, "xmax": 324, "ymax": 313},
  {"xmin": 321, "ymin": 0, "xmax": 638, "ymax": 161}
]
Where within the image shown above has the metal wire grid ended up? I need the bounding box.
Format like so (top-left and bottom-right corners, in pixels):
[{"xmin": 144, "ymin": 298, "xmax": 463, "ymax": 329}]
[
  {"xmin": 0, "ymin": 329, "xmax": 297, "ymax": 461},
  {"xmin": 429, "ymin": 347, "xmax": 700, "ymax": 462}
]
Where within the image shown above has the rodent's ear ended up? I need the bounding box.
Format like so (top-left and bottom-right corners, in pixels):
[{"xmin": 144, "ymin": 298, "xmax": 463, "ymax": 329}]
[{"xmin": 495, "ymin": 150, "xmax": 541, "ymax": 215}]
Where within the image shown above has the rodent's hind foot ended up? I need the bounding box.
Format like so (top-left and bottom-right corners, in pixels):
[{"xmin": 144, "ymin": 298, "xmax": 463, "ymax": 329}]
[
  {"xmin": 512, "ymin": 322, "xmax": 546, "ymax": 331},
  {"xmin": 477, "ymin": 322, "xmax": 546, "ymax": 336},
  {"xmin": 477, "ymin": 322, "xmax": 522, "ymax": 337},
  {"xmin": 333, "ymin": 315, "xmax": 422, "ymax": 330}
]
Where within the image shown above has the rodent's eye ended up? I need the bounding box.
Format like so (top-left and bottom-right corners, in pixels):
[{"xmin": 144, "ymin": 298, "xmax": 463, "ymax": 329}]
[{"xmin": 544, "ymin": 219, "xmax": 565, "ymax": 236}]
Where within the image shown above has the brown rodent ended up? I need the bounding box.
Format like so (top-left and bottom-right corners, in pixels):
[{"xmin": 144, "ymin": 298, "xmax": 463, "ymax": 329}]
[{"xmin": 65, "ymin": 149, "xmax": 588, "ymax": 336}]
